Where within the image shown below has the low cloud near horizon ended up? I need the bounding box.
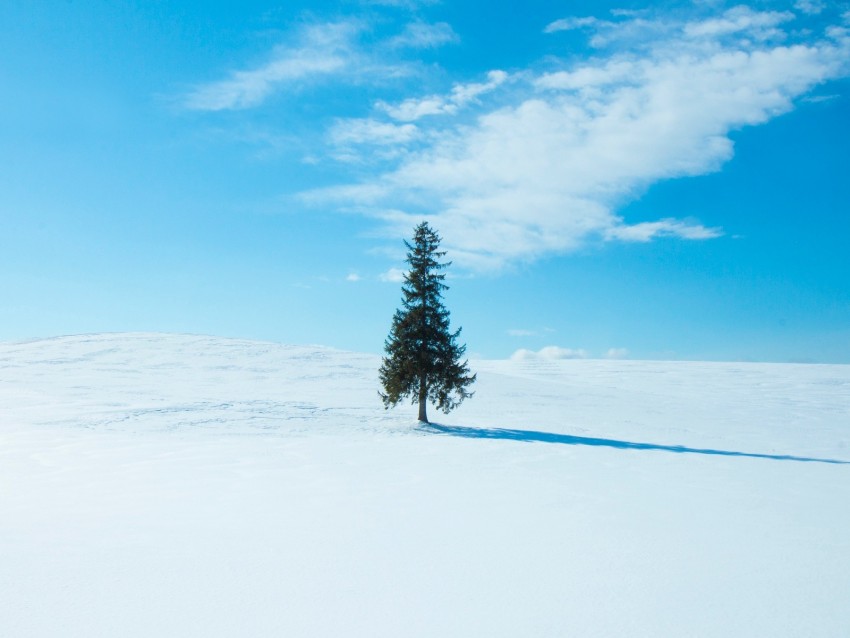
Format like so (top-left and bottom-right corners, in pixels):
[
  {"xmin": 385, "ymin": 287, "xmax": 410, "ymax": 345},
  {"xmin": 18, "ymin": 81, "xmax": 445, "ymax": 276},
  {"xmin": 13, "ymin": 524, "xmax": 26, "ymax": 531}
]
[
  {"xmin": 510, "ymin": 346, "xmax": 589, "ymax": 361},
  {"xmin": 510, "ymin": 346, "xmax": 630, "ymax": 360}
]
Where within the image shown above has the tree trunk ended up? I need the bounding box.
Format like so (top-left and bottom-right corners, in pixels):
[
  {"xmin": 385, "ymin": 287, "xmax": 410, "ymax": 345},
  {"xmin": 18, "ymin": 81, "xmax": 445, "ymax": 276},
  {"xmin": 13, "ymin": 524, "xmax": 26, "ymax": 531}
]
[{"xmin": 418, "ymin": 377, "xmax": 428, "ymax": 423}]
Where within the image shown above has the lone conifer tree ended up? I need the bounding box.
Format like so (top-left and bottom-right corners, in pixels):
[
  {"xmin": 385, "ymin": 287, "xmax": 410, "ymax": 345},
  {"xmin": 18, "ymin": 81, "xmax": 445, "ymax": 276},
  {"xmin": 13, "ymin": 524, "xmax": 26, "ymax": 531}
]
[{"xmin": 379, "ymin": 222, "xmax": 476, "ymax": 423}]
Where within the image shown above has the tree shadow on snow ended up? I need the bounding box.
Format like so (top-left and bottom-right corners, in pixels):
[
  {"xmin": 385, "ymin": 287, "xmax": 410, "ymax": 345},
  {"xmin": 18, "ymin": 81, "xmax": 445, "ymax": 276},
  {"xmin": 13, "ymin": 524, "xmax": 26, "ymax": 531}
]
[{"xmin": 421, "ymin": 423, "xmax": 850, "ymax": 465}]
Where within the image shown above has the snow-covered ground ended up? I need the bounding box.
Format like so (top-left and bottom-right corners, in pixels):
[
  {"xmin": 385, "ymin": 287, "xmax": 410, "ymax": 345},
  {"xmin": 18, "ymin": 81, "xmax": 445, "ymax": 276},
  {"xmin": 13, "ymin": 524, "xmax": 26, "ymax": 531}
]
[{"xmin": 2, "ymin": 333, "xmax": 849, "ymax": 637}]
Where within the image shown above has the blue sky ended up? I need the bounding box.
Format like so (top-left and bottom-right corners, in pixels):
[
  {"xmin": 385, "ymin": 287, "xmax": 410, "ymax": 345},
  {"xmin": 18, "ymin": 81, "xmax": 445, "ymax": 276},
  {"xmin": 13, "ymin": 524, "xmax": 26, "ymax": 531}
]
[{"xmin": 2, "ymin": 0, "xmax": 849, "ymax": 362}]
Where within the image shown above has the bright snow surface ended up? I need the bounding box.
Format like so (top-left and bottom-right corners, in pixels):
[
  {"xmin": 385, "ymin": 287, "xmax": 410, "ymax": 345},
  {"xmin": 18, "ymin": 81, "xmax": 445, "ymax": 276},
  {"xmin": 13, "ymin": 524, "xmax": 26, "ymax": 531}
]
[{"xmin": 2, "ymin": 333, "xmax": 849, "ymax": 637}]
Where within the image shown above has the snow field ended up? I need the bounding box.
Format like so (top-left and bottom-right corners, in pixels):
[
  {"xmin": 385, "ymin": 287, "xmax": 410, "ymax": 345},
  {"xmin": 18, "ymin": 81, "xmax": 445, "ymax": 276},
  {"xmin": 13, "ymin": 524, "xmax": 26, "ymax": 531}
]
[{"xmin": 2, "ymin": 333, "xmax": 849, "ymax": 637}]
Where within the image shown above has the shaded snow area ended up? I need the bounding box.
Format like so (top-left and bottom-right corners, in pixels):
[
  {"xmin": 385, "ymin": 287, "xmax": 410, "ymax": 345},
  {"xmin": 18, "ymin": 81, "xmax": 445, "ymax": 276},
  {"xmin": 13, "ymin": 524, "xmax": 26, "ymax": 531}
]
[{"xmin": 2, "ymin": 333, "xmax": 849, "ymax": 637}]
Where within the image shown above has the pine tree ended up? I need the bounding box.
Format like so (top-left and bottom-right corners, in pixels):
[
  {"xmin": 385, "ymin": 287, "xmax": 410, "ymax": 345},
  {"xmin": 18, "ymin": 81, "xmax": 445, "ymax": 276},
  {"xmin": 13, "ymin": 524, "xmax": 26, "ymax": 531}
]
[{"xmin": 379, "ymin": 222, "xmax": 476, "ymax": 423}]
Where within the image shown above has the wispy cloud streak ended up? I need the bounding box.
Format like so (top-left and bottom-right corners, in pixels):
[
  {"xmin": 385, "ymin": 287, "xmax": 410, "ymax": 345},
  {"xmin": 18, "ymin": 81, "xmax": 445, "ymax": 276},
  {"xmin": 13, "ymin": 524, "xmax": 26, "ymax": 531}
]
[
  {"xmin": 182, "ymin": 19, "xmax": 458, "ymax": 111},
  {"xmin": 184, "ymin": 22, "xmax": 359, "ymax": 111}
]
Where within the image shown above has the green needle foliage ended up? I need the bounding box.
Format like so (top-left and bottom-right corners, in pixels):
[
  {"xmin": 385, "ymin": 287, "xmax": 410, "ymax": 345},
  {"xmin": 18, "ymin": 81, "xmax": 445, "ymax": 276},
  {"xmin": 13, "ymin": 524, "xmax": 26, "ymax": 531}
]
[{"xmin": 379, "ymin": 221, "xmax": 476, "ymax": 423}]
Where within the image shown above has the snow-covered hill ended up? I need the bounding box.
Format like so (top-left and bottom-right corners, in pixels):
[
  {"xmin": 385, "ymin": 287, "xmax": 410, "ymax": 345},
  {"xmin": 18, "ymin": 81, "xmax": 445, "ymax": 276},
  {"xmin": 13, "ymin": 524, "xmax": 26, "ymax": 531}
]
[{"xmin": 2, "ymin": 333, "xmax": 849, "ymax": 637}]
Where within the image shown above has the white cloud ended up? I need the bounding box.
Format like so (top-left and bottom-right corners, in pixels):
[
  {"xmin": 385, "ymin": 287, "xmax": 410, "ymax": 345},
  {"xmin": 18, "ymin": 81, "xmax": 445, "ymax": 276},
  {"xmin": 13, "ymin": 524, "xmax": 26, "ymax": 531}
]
[
  {"xmin": 378, "ymin": 96, "xmax": 449, "ymax": 121},
  {"xmin": 305, "ymin": 5, "xmax": 850, "ymax": 270},
  {"xmin": 182, "ymin": 19, "xmax": 425, "ymax": 111},
  {"xmin": 794, "ymin": 0, "xmax": 825, "ymax": 16},
  {"xmin": 610, "ymin": 9, "xmax": 645, "ymax": 19},
  {"xmin": 584, "ymin": 17, "xmax": 675, "ymax": 49},
  {"xmin": 379, "ymin": 267, "xmax": 406, "ymax": 283},
  {"xmin": 512, "ymin": 345, "xmax": 627, "ymax": 360},
  {"xmin": 378, "ymin": 70, "xmax": 509, "ymax": 121},
  {"xmin": 510, "ymin": 346, "xmax": 588, "ymax": 361},
  {"xmin": 827, "ymin": 25, "xmax": 850, "ymax": 40},
  {"xmin": 683, "ymin": 6, "xmax": 794, "ymax": 40},
  {"xmin": 535, "ymin": 61, "xmax": 636, "ymax": 90},
  {"xmin": 605, "ymin": 219, "xmax": 723, "ymax": 242},
  {"xmin": 451, "ymin": 70, "xmax": 510, "ymax": 104},
  {"xmin": 330, "ymin": 118, "xmax": 419, "ymax": 146},
  {"xmin": 183, "ymin": 22, "xmax": 359, "ymax": 111},
  {"xmin": 184, "ymin": 54, "xmax": 346, "ymax": 111},
  {"xmin": 346, "ymin": 273, "xmax": 362, "ymax": 282},
  {"xmin": 182, "ymin": 17, "xmax": 463, "ymax": 112},
  {"xmin": 363, "ymin": 0, "xmax": 439, "ymax": 7},
  {"xmin": 390, "ymin": 21, "xmax": 459, "ymax": 48},
  {"xmin": 544, "ymin": 17, "xmax": 606, "ymax": 34},
  {"xmin": 802, "ymin": 93, "xmax": 839, "ymax": 103}
]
